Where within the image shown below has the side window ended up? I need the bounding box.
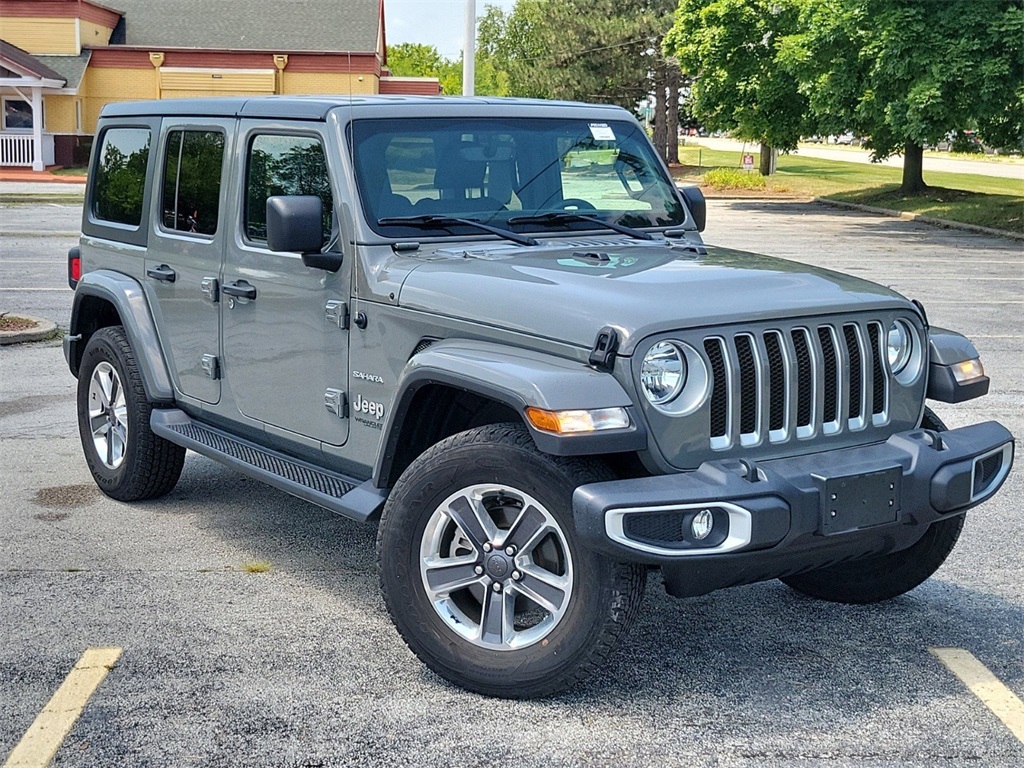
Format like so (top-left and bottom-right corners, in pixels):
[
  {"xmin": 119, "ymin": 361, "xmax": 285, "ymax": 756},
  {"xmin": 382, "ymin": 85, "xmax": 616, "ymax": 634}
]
[
  {"xmin": 245, "ymin": 134, "xmax": 333, "ymax": 246},
  {"xmin": 92, "ymin": 127, "xmax": 151, "ymax": 226},
  {"xmin": 162, "ymin": 129, "xmax": 225, "ymax": 236}
]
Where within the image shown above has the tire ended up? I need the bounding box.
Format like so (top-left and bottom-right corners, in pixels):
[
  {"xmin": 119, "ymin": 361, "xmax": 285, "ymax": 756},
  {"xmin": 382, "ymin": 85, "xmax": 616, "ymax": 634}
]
[
  {"xmin": 77, "ymin": 326, "xmax": 185, "ymax": 501},
  {"xmin": 377, "ymin": 424, "xmax": 646, "ymax": 698},
  {"xmin": 780, "ymin": 407, "xmax": 963, "ymax": 604}
]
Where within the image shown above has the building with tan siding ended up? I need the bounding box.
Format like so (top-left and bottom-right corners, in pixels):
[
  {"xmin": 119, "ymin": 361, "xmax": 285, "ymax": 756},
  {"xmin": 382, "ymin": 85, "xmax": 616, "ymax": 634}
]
[{"xmin": 0, "ymin": 0, "xmax": 439, "ymax": 170}]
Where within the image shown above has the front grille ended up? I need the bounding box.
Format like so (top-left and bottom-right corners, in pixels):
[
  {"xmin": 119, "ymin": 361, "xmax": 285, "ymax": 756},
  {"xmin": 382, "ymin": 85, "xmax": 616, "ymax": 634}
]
[{"xmin": 705, "ymin": 319, "xmax": 889, "ymax": 449}]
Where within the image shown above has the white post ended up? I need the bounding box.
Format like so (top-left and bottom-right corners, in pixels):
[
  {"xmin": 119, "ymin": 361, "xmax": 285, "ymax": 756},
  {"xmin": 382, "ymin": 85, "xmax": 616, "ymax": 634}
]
[
  {"xmin": 31, "ymin": 85, "xmax": 44, "ymax": 171},
  {"xmin": 462, "ymin": 0, "xmax": 476, "ymax": 96}
]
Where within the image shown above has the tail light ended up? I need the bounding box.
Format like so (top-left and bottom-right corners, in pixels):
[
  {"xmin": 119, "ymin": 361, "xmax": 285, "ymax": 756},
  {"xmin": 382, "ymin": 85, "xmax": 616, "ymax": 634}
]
[{"xmin": 67, "ymin": 247, "xmax": 81, "ymax": 289}]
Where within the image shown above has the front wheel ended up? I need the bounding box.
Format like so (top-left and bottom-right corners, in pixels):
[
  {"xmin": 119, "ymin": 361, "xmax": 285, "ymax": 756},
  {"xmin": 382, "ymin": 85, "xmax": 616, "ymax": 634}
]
[
  {"xmin": 781, "ymin": 407, "xmax": 963, "ymax": 604},
  {"xmin": 377, "ymin": 424, "xmax": 646, "ymax": 698},
  {"xmin": 77, "ymin": 326, "xmax": 185, "ymax": 501}
]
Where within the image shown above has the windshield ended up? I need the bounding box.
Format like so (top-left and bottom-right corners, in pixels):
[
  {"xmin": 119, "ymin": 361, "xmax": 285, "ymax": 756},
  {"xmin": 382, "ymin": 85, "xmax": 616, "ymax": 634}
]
[{"xmin": 350, "ymin": 117, "xmax": 686, "ymax": 239}]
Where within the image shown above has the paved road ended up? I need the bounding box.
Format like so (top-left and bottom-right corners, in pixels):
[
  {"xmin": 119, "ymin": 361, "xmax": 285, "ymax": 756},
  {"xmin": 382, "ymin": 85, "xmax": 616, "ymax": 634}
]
[
  {"xmin": 693, "ymin": 137, "xmax": 1024, "ymax": 181},
  {"xmin": 1, "ymin": 201, "xmax": 1021, "ymax": 766}
]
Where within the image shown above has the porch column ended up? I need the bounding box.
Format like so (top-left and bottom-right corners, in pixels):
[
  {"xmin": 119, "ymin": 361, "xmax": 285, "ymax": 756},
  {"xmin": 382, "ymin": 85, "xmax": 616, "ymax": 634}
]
[{"xmin": 31, "ymin": 85, "xmax": 43, "ymax": 171}]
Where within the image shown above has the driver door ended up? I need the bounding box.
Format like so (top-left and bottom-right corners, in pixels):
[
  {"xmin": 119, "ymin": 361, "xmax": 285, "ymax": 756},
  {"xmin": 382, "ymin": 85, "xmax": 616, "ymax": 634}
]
[{"xmin": 220, "ymin": 124, "xmax": 350, "ymax": 447}]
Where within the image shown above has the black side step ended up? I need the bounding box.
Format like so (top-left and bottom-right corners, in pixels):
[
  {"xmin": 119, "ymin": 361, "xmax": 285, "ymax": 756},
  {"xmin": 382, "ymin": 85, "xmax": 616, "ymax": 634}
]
[{"xmin": 151, "ymin": 409, "xmax": 387, "ymax": 523}]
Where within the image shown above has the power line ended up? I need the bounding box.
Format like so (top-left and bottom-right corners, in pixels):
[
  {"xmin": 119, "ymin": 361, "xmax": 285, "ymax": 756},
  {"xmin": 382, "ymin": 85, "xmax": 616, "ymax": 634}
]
[{"xmin": 514, "ymin": 36, "xmax": 653, "ymax": 63}]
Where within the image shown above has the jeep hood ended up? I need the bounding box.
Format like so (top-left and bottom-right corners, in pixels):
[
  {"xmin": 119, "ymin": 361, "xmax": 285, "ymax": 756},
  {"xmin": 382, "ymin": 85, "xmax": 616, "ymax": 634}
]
[{"xmin": 397, "ymin": 241, "xmax": 914, "ymax": 354}]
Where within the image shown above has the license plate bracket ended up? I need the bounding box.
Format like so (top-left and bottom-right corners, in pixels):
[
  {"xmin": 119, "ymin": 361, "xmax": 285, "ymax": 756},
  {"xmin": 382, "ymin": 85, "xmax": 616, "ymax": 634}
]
[{"xmin": 818, "ymin": 466, "xmax": 902, "ymax": 535}]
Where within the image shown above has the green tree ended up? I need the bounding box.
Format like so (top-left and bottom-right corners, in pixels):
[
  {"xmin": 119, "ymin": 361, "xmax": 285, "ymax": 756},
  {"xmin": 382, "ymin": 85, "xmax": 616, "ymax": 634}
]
[
  {"xmin": 479, "ymin": 1, "xmax": 683, "ymax": 162},
  {"xmin": 780, "ymin": 0, "xmax": 1024, "ymax": 193},
  {"xmin": 386, "ymin": 41, "xmax": 508, "ymax": 96},
  {"xmin": 478, "ymin": 1, "xmax": 550, "ymax": 98},
  {"xmin": 664, "ymin": 0, "xmax": 807, "ymax": 175},
  {"xmin": 478, "ymin": 0, "xmax": 660, "ymax": 109}
]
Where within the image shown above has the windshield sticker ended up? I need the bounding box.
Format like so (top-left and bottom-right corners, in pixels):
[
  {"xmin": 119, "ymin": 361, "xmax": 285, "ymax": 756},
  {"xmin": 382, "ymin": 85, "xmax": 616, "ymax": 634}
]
[{"xmin": 588, "ymin": 123, "xmax": 616, "ymax": 141}]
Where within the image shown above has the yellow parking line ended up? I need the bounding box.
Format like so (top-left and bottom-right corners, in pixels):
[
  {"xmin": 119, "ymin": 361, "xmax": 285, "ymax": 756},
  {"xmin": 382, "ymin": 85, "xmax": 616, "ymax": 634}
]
[
  {"xmin": 930, "ymin": 647, "xmax": 1024, "ymax": 744},
  {"xmin": 3, "ymin": 647, "xmax": 122, "ymax": 768}
]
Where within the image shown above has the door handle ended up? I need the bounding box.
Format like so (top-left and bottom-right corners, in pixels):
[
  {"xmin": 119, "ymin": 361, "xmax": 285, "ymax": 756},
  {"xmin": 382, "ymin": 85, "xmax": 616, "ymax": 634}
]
[
  {"xmin": 146, "ymin": 264, "xmax": 176, "ymax": 283},
  {"xmin": 222, "ymin": 280, "xmax": 257, "ymax": 301}
]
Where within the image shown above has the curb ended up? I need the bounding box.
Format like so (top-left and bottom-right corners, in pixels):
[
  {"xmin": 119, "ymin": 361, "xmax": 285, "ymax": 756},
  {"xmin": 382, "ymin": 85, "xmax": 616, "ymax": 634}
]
[
  {"xmin": 815, "ymin": 197, "xmax": 1024, "ymax": 241},
  {"xmin": 0, "ymin": 195, "xmax": 84, "ymax": 204},
  {"xmin": 0, "ymin": 314, "xmax": 58, "ymax": 345}
]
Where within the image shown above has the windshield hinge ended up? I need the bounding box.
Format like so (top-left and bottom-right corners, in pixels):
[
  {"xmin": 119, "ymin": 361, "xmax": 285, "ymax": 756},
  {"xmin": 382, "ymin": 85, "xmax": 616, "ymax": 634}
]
[{"xmin": 589, "ymin": 326, "xmax": 619, "ymax": 372}]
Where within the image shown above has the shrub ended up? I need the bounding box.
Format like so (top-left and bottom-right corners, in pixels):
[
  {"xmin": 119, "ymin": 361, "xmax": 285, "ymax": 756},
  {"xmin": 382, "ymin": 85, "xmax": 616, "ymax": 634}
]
[{"xmin": 702, "ymin": 167, "xmax": 767, "ymax": 190}]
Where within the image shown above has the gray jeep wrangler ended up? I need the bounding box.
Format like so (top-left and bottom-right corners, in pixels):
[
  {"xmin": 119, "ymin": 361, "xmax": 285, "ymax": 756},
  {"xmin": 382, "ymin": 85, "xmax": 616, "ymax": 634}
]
[{"xmin": 65, "ymin": 96, "xmax": 1013, "ymax": 698}]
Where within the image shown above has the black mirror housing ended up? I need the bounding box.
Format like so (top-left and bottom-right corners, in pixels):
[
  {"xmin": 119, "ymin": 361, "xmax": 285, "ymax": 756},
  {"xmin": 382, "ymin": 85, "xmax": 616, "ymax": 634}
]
[
  {"xmin": 300, "ymin": 251, "xmax": 344, "ymax": 272},
  {"xmin": 679, "ymin": 185, "xmax": 707, "ymax": 232},
  {"xmin": 266, "ymin": 195, "xmax": 325, "ymax": 254}
]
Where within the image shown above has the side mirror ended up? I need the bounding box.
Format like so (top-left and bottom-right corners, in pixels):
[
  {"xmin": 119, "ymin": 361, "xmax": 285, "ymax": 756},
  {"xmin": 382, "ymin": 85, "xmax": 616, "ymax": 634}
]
[
  {"xmin": 678, "ymin": 185, "xmax": 706, "ymax": 232},
  {"xmin": 266, "ymin": 196, "xmax": 342, "ymax": 272}
]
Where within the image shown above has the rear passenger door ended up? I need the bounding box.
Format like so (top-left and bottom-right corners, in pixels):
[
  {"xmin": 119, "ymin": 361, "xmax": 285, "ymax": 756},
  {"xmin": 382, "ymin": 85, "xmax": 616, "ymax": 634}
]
[
  {"xmin": 143, "ymin": 119, "xmax": 230, "ymax": 405},
  {"xmin": 220, "ymin": 123, "xmax": 350, "ymax": 447}
]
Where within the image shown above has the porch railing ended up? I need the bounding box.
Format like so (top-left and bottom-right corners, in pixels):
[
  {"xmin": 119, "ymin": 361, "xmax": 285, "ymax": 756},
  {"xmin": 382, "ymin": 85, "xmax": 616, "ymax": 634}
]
[
  {"xmin": 0, "ymin": 133, "xmax": 55, "ymax": 167},
  {"xmin": 0, "ymin": 133, "xmax": 35, "ymax": 166}
]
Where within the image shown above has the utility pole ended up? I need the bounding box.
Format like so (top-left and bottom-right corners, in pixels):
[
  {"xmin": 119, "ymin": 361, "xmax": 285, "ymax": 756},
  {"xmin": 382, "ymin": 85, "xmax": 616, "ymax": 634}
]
[{"xmin": 462, "ymin": 0, "xmax": 476, "ymax": 96}]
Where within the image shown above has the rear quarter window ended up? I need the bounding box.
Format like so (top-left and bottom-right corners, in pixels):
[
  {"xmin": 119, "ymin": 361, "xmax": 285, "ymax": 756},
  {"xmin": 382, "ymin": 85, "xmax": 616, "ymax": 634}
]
[{"xmin": 91, "ymin": 127, "xmax": 151, "ymax": 227}]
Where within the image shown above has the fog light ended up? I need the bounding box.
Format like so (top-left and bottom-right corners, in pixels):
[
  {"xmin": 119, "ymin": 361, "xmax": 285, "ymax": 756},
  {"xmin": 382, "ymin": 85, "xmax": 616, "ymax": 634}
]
[{"xmin": 691, "ymin": 509, "xmax": 714, "ymax": 540}]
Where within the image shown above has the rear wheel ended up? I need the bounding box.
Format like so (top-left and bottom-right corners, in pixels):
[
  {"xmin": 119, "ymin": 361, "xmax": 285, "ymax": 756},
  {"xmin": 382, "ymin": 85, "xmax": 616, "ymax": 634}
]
[
  {"xmin": 781, "ymin": 407, "xmax": 963, "ymax": 604},
  {"xmin": 378, "ymin": 424, "xmax": 646, "ymax": 698},
  {"xmin": 77, "ymin": 326, "xmax": 185, "ymax": 501}
]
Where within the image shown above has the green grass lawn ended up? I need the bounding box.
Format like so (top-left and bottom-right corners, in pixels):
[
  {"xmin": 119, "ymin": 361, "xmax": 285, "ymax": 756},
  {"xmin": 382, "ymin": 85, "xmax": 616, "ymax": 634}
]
[
  {"xmin": 51, "ymin": 166, "xmax": 88, "ymax": 177},
  {"xmin": 673, "ymin": 145, "xmax": 1024, "ymax": 234}
]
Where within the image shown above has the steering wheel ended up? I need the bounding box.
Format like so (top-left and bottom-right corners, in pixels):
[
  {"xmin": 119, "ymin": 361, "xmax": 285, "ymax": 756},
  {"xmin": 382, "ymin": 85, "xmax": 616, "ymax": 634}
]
[{"xmin": 554, "ymin": 198, "xmax": 597, "ymax": 211}]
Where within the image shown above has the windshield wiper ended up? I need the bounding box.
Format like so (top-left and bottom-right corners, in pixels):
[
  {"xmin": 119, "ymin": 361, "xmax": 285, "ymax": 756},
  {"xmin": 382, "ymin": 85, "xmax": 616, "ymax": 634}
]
[
  {"xmin": 507, "ymin": 212, "xmax": 654, "ymax": 241},
  {"xmin": 377, "ymin": 215, "xmax": 538, "ymax": 247}
]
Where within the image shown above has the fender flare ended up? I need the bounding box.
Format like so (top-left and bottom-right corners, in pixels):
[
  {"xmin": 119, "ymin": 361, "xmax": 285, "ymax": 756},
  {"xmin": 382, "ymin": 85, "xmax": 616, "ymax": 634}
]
[
  {"xmin": 373, "ymin": 339, "xmax": 646, "ymax": 487},
  {"xmin": 66, "ymin": 270, "xmax": 174, "ymax": 403},
  {"xmin": 926, "ymin": 327, "xmax": 989, "ymax": 403}
]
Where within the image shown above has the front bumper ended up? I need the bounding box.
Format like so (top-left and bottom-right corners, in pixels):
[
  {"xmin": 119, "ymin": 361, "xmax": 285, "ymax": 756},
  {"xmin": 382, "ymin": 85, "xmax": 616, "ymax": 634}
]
[{"xmin": 573, "ymin": 422, "xmax": 1014, "ymax": 597}]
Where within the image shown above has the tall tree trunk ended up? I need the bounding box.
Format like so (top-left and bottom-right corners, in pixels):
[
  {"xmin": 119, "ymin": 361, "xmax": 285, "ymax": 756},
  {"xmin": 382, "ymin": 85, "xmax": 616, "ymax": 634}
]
[
  {"xmin": 665, "ymin": 65, "xmax": 681, "ymax": 165},
  {"xmin": 900, "ymin": 141, "xmax": 927, "ymax": 193},
  {"xmin": 759, "ymin": 142, "xmax": 773, "ymax": 176},
  {"xmin": 652, "ymin": 63, "xmax": 668, "ymax": 163}
]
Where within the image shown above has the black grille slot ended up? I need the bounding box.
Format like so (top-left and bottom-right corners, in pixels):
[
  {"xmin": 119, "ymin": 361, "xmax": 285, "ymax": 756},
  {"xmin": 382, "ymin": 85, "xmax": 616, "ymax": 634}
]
[
  {"xmin": 868, "ymin": 323, "xmax": 886, "ymax": 415},
  {"xmin": 844, "ymin": 324, "xmax": 863, "ymax": 421},
  {"xmin": 736, "ymin": 335, "xmax": 758, "ymax": 434},
  {"xmin": 623, "ymin": 512, "xmax": 687, "ymax": 544},
  {"xmin": 764, "ymin": 332, "xmax": 786, "ymax": 431},
  {"xmin": 705, "ymin": 338, "xmax": 728, "ymax": 438},
  {"xmin": 792, "ymin": 329, "xmax": 812, "ymax": 427},
  {"xmin": 973, "ymin": 451, "xmax": 1003, "ymax": 496},
  {"xmin": 818, "ymin": 327, "xmax": 839, "ymax": 423}
]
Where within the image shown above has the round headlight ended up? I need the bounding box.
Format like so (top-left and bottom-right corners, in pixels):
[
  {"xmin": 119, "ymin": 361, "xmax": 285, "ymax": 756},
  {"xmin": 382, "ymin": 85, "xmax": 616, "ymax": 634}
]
[
  {"xmin": 887, "ymin": 320, "xmax": 914, "ymax": 374},
  {"xmin": 641, "ymin": 341, "xmax": 686, "ymax": 405}
]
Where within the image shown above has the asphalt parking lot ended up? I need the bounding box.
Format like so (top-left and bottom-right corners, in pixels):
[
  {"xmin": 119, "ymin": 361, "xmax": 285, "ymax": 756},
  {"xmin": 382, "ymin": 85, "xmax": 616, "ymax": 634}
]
[{"xmin": 1, "ymin": 199, "xmax": 1021, "ymax": 767}]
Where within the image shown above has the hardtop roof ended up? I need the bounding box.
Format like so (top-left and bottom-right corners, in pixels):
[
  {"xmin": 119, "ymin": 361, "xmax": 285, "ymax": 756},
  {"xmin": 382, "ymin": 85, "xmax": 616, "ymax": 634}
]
[{"xmin": 98, "ymin": 95, "xmax": 631, "ymax": 122}]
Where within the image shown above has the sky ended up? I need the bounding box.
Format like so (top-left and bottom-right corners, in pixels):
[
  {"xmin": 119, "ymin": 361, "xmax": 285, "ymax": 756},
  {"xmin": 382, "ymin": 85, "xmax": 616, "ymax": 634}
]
[{"xmin": 385, "ymin": 0, "xmax": 518, "ymax": 60}]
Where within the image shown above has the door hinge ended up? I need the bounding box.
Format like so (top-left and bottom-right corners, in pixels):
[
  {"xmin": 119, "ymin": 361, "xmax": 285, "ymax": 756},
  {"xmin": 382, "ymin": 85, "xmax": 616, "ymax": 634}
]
[
  {"xmin": 325, "ymin": 300, "xmax": 349, "ymax": 329},
  {"xmin": 201, "ymin": 354, "xmax": 220, "ymax": 380},
  {"xmin": 589, "ymin": 326, "xmax": 619, "ymax": 372},
  {"xmin": 201, "ymin": 277, "xmax": 219, "ymax": 303},
  {"xmin": 324, "ymin": 388, "xmax": 348, "ymax": 418}
]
